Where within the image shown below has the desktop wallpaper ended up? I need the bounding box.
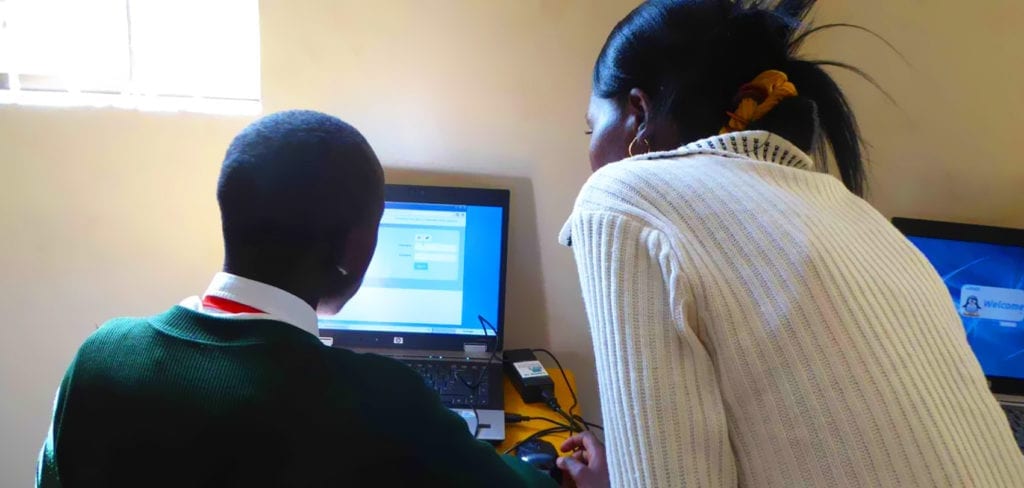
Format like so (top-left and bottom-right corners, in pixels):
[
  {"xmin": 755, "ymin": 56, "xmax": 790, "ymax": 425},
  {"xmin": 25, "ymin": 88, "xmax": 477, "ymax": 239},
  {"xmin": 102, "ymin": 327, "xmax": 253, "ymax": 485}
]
[{"xmin": 908, "ymin": 236, "xmax": 1024, "ymax": 380}]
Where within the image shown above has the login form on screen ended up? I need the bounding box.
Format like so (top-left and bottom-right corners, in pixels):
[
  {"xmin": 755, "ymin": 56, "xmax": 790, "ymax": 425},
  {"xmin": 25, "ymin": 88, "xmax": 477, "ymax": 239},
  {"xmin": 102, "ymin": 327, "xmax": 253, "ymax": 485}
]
[{"xmin": 319, "ymin": 201, "xmax": 503, "ymax": 336}]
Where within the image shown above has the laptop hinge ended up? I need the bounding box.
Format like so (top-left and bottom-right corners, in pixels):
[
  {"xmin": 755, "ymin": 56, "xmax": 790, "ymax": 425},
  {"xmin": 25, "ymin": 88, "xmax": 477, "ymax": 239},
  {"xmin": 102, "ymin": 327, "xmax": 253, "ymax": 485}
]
[{"xmin": 463, "ymin": 343, "xmax": 487, "ymax": 354}]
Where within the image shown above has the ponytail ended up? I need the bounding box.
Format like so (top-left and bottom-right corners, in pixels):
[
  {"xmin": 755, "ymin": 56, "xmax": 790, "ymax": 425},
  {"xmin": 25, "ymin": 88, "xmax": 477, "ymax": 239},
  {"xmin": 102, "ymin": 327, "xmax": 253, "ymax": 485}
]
[
  {"xmin": 757, "ymin": 59, "xmax": 866, "ymax": 196},
  {"xmin": 594, "ymin": 0, "xmax": 889, "ymax": 197}
]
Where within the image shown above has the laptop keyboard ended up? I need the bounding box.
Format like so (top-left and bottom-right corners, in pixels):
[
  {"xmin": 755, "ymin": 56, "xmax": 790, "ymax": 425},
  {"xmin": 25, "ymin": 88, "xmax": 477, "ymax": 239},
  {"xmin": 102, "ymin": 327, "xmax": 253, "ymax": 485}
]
[
  {"xmin": 1005, "ymin": 404, "xmax": 1024, "ymax": 455},
  {"xmin": 402, "ymin": 360, "xmax": 492, "ymax": 408}
]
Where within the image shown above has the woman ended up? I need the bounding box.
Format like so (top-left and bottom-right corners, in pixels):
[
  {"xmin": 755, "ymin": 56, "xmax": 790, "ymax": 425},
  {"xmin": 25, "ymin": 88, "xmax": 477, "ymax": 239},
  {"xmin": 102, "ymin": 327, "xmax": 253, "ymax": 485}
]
[{"xmin": 556, "ymin": 1, "xmax": 1024, "ymax": 487}]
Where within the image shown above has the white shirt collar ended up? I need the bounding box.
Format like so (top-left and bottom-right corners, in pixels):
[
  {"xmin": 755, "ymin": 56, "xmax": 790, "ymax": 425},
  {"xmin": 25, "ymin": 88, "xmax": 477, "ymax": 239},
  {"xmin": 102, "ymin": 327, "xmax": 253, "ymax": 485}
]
[{"xmin": 179, "ymin": 272, "xmax": 320, "ymax": 338}]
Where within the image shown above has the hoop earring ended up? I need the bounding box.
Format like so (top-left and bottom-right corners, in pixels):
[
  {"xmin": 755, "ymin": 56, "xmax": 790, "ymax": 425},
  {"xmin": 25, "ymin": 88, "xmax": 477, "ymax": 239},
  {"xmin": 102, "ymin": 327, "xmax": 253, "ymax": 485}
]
[
  {"xmin": 628, "ymin": 137, "xmax": 650, "ymax": 157},
  {"xmin": 336, "ymin": 265, "xmax": 349, "ymax": 276}
]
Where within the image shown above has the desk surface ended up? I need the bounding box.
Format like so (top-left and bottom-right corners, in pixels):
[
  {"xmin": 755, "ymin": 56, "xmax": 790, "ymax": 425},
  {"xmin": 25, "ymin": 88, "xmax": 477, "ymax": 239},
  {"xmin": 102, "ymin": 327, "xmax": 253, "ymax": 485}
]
[{"xmin": 497, "ymin": 369, "xmax": 580, "ymax": 454}]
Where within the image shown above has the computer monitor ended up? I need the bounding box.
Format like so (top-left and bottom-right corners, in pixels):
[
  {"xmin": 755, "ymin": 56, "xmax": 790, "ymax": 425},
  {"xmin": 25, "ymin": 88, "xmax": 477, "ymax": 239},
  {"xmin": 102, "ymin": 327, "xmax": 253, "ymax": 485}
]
[
  {"xmin": 319, "ymin": 184, "xmax": 509, "ymax": 352},
  {"xmin": 893, "ymin": 218, "xmax": 1024, "ymax": 398}
]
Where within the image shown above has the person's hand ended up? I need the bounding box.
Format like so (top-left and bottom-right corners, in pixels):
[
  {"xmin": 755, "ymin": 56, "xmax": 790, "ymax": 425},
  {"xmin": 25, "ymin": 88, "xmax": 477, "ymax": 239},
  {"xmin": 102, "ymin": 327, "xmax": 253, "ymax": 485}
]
[{"xmin": 556, "ymin": 432, "xmax": 609, "ymax": 488}]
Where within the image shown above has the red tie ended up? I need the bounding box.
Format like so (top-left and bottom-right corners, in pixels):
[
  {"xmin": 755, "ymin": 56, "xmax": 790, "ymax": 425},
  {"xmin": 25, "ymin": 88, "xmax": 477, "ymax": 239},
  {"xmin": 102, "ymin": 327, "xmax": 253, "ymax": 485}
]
[{"xmin": 201, "ymin": 295, "xmax": 264, "ymax": 314}]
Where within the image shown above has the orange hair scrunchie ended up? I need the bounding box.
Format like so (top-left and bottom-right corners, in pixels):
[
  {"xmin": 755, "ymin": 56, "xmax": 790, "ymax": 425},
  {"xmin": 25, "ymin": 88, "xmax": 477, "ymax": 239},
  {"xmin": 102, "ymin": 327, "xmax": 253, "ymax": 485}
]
[{"xmin": 720, "ymin": 70, "xmax": 798, "ymax": 134}]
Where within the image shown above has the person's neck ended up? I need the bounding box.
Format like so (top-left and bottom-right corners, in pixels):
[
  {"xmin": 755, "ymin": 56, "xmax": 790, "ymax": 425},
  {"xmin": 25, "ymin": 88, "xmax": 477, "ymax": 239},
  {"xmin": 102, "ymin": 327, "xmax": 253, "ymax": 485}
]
[{"xmin": 222, "ymin": 264, "xmax": 320, "ymax": 311}]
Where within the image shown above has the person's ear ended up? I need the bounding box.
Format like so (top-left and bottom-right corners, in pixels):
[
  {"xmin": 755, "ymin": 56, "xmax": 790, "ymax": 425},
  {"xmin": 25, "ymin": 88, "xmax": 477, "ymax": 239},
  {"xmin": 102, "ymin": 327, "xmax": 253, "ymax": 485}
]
[
  {"xmin": 338, "ymin": 224, "xmax": 377, "ymax": 280},
  {"xmin": 317, "ymin": 224, "xmax": 379, "ymax": 316},
  {"xmin": 626, "ymin": 87, "xmax": 654, "ymax": 148}
]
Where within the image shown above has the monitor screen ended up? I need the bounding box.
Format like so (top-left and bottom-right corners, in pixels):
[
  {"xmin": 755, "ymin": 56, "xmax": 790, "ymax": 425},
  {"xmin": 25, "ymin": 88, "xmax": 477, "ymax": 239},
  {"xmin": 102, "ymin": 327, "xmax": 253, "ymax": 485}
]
[
  {"xmin": 906, "ymin": 236, "xmax": 1024, "ymax": 381},
  {"xmin": 318, "ymin": 200, "xmax": 504, "ymax": 337}
]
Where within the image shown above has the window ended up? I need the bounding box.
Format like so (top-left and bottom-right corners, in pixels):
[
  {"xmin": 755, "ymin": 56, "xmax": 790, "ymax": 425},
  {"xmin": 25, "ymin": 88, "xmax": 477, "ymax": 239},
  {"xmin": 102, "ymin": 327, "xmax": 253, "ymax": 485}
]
[{"xmin": 0, "ymin": 0, "xmax": 260, "ymax": 114}]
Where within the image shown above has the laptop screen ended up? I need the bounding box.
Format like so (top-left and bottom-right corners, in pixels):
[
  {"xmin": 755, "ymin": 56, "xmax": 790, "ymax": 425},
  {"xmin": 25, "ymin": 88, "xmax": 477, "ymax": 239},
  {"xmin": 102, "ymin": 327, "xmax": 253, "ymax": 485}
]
[
  {"xmin": 905, "ymin": 235, "xmax": 1024, "ymax": 381},
  {"xmin": 318, "ymin": 199, "xmax": 505, "ymax": 338}
]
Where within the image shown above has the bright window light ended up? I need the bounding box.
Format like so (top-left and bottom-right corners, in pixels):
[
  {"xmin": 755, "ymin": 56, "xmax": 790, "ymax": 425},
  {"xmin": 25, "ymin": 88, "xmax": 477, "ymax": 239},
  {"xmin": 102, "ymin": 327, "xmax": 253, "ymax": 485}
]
[{"xmin": 0, "ymin": 0, "xmax": 261, "ymax": 115}]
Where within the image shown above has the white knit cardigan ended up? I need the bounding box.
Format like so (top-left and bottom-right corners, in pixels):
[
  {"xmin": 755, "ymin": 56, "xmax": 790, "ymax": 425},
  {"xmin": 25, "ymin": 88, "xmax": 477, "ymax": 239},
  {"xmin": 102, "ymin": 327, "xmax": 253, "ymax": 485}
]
[{"xmin": 560, "ymin": 131, "xmax": 1024, "ymax": 487}]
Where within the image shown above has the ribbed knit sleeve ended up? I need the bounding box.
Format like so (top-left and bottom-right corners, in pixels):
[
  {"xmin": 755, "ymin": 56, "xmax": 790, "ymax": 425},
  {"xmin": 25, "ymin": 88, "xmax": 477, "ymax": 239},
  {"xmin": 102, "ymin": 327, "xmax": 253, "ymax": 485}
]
[{"xmin": 570, "ymin": 209, "xmax": 737, "ymax": 488}]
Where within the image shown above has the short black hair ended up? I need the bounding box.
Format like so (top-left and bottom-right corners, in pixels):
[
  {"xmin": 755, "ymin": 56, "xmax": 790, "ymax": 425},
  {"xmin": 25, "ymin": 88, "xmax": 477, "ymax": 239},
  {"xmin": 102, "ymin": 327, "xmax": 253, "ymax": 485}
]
[
  {"xmin": 595, "ymin": 0, "xmax": 878, "ymax": 196},
  {"xmin": 216, "ymin": 110, "xmax": 383, "ymax": 259}
]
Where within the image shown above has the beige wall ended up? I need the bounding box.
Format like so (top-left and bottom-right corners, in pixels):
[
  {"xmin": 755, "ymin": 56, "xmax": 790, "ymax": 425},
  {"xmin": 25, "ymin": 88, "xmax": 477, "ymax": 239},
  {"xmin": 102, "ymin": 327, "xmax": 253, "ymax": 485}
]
[
  {"xmin": 2, "ymin": 1, "xmax": 1022, "ymax": 485},
  {"xmin": 809, "ymin": 1, "xmax": 1024, "ymax": 227}
]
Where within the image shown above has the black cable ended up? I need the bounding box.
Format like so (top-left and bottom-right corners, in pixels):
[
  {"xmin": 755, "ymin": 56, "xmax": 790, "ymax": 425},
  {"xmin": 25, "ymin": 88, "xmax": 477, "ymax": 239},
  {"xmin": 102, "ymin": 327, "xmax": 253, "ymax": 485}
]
[
  {"xmin": 502, "ymin": 426, "xmax": 572, "ymax": 455},
  {"xmin": 458, "ymin": 316, "xmax": 500, "ymax": 389},
  {"xmin": 543, "ymin": 394, "xmax": 584, "ymax": 433},
  {"xmin": 573, "ymin": 415, "xmax": 603, "ymax": 431},
  {"xmin": 463, "ymin": 330, "xmax": 597, "ymax": 440},
  {"xmin": 457, "ymin": 315, "xmax": 500, "ymax": 438},
  {"xmin": 478, "ymin": 314, "xmax": 499, "ymax": 336},
  {"xmin": 505, "ymin": 412, "xmax": 573, "ymax": 430},
  {"xmin": 528, "ymin": 416, "xmax": 572, "ymax": 430},
  {"xmin": 532, "ymin": 349, "xmax": 579, "ymax": 417},
  {"xmin": 533, "ymin": 348, "xmax": 593, "ymax": 432}
]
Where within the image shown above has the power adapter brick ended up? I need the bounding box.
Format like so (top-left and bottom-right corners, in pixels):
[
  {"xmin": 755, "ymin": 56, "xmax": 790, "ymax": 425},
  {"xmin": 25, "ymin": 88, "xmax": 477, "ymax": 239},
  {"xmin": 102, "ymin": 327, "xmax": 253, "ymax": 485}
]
[{"xmin": 503, "ymin": 349, "xmax": 555, "ymax": 404}]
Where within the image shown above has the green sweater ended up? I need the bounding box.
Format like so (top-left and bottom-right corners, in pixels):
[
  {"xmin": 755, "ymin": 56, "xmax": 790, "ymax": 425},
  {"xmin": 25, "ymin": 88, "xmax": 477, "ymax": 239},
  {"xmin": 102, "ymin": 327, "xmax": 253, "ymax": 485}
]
[{"xmin": 37, "ymin": 306, "xmax": 556, "ymax": 488}]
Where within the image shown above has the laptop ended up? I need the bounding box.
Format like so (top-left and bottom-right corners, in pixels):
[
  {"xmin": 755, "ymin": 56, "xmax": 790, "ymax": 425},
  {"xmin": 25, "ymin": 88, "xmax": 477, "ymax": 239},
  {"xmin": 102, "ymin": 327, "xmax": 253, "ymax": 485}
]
[
  {"xmin": 318, "ymin": 184, "xmax": 509, "ymax": 441},
  {"xmin": 893, "ymin": 218, "xmax": 1024, "ymax": 451}
]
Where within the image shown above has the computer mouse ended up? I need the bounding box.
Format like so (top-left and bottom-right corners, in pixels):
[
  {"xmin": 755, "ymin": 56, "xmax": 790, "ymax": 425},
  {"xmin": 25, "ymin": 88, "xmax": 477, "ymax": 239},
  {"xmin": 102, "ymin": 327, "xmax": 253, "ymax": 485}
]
[{"xmin": 515, "ymin": 439, "xmax": 563, "ymax": 483}]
